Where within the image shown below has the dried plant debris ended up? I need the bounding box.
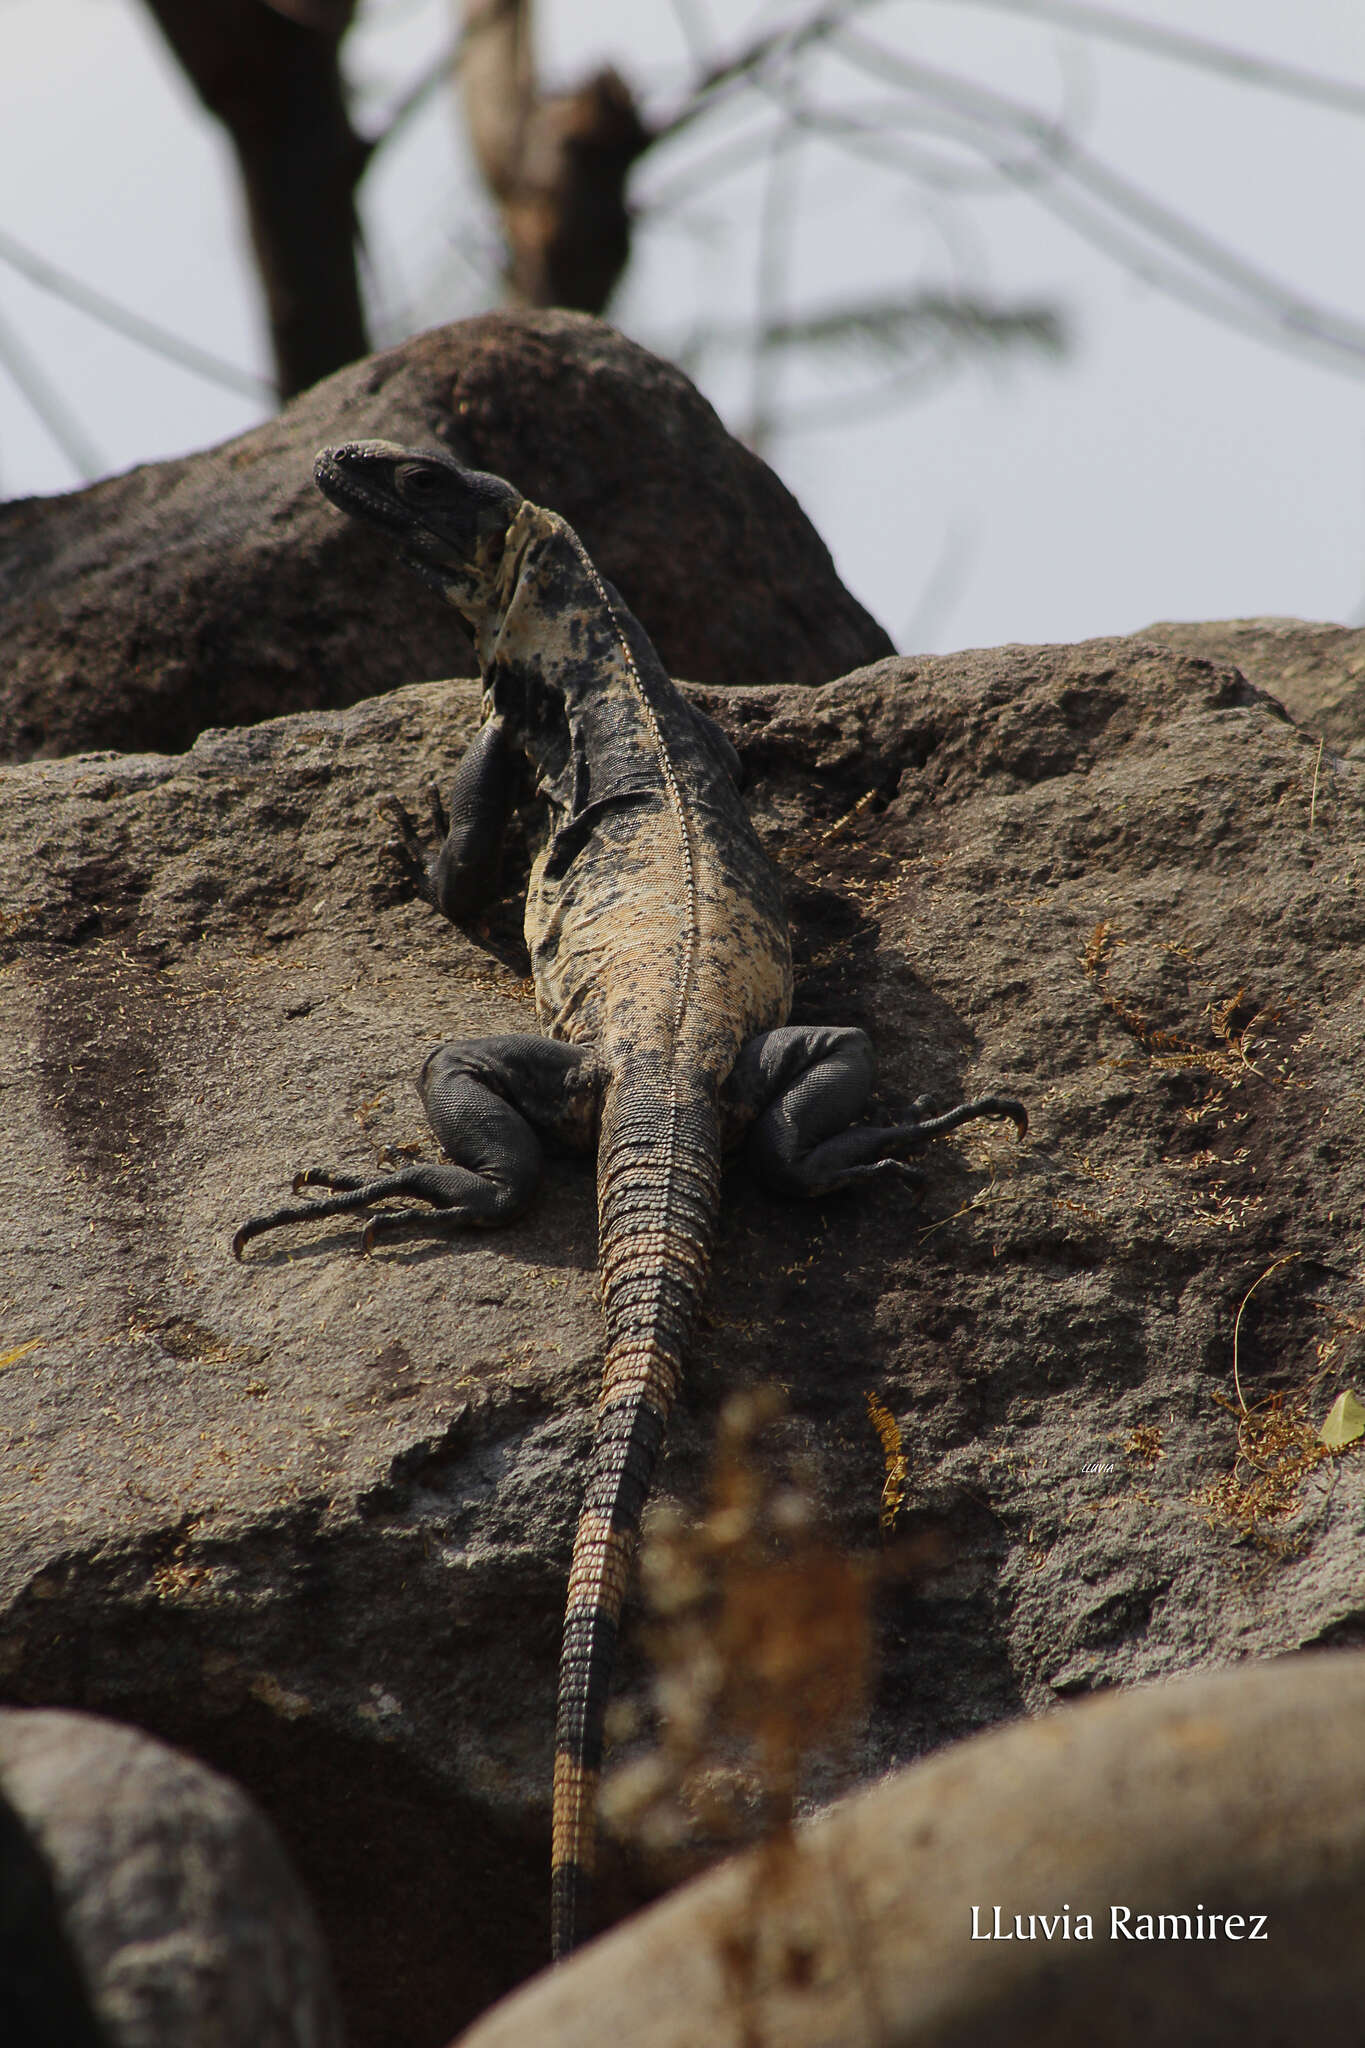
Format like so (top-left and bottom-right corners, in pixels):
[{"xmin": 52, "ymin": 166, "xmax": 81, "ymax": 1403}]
[
  {"xmin": 865, "ymin": 1391, "xmax": 909, "ymax": 1542},
  {"xmin": 1196, "ymin": 1394, "xmax": 1334, "ymax": 1543},
  {"xmin": 1125, "ymin": 1424, "xmax": 1165, "ymax": 1466},
  {"xmin": 1195, "ymin": 1262, "xmax": 1365, "ymax": 1544},
  {"xmin": 1081, "ymin": 922, "xmax": 1299, "ymax": 1089},
  {"xmin": 601, "ymin": 1389, "xmax": 872, "ymax": 1879}
]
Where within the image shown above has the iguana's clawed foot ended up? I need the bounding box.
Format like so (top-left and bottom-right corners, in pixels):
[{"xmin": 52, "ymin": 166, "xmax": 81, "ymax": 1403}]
[
  {"xmin": 902, "ymin": 1093, "xmax": 1028, "ymax": 1145},
  {"xmin": 798, "ymin": 1092, "xmax": 1025, "ymax": 1197},
  {"xmin": 383, "ymin": 791, "xmax": 444, "ymax": 907},
  {"xmin": 232, "ymin": 1160, "xmax": 502, "ymax": 1260},
  {"xmin": 360, "ymin": 1208, "xmax": 479, "ymax": 1253},
  {"xmin": 290, "ymin": 1167, "xmax": 369, "ymax": 1195},
  {"xmin": 732, "ymin": 1026, "xmax": 1026, "ymax": 1201}
]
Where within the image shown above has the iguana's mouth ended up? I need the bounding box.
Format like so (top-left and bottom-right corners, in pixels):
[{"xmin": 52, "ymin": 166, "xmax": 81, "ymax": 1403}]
[
  {"xmin": 313, "ymin": 445, "xmax": 465, "ymax": 589},
  {"xmin": 313, "ymin": 448, "xmax": 414, "ymax": 539}
]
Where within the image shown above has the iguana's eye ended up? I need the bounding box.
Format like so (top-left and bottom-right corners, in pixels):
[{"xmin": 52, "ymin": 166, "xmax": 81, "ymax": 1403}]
[{"xmin": 397, "ymin": 463, "xmax": 444, "ymax": 500}]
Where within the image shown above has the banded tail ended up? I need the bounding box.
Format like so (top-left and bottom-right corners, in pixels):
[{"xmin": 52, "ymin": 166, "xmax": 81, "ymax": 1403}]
[{"xmin": 551, "ymin": 1065, "xmax": 721, "ymax": 1959}]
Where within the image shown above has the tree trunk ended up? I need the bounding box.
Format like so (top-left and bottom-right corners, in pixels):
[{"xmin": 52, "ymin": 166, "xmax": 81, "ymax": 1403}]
[{"xmin": 142, "ymin": 0, "xmax": 369, "ymax": 398}]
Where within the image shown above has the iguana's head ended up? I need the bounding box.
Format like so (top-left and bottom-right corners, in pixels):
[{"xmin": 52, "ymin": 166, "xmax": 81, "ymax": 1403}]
[{"xmin": 314, "ymin": 441, "xmax": 523, "ymax": 616}]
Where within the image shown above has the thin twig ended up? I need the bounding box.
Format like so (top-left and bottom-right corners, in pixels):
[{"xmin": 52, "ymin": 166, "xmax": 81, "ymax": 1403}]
[
  {"xmin": 0, "ymin": 301, "xmax": 102, "ymax": 481},
  {"xmin": 0, "ymin": 223, "xmax": 271, "ymax": 401},
  {"xmin": 747, "ymin": 110, "xmax": 801, "ymax": 455},
  {"xmin": 828, "ymin": 26, "xmax": 1365, "ymax": 377},
  {"xmin": 1232, "ymin": 1254, "xmax": 1299, "ymax": 1414},
  {"xmin": 364, "ymin": 19, "xmax": 475, "ymax": 162},
  {"xmin": 1309, "ymin": 735, "xmax": 1326, "ymax": 831},
  {"xmin": 939, "ymin": 0, "xmax": 1365, "ymax": 121}
]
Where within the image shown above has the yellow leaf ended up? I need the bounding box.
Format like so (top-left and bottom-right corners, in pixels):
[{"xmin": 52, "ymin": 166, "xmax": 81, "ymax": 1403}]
[
  {"xmin": 1320, "ymin": 1390, "xmax": 1365, "ymax": 1448},
  {"xmin": 0, "ymin": 1338, "xmax": 42, "ymax": 1370}
]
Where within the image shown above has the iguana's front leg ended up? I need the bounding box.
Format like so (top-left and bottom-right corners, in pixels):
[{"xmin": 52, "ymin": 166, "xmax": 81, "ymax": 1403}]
[
  {"xmin": 233, "ymin": 1034, "xmax": 599, "ymax": 1256},
  {"xmin": 727, "ymin": 1025, "xmax": 1026, "ymax": 1199},
  {"xmin": 387, "ymin": 712, "xmax": 516, "ymax": 922}
]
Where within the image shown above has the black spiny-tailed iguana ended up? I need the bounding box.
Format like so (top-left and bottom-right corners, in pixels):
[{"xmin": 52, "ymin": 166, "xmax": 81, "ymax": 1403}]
[{"xmin": 233, "ymin": 441, "xmax": 1025, "ymax": 1960}]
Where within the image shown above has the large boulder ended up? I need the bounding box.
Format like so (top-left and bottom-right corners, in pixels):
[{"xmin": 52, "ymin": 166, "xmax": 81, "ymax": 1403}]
[
  {"xmin": 0, "ymin": 1708, "xmax": 339, "ymax": 2047},
  {"xmin": 0, "ymin": 312, "xmax": 892, "ymax": 762},
  {"xmin": 0, "ymin": 627, "xmax": 1360, "ymax": 2045},
  {"xmin": 1143, "ymin": 615, "xmax": 1365, "ymax": 753},
  {"xmin": 454, "ymin": 1652, "xmax": 1365, "ymax": 2048}
]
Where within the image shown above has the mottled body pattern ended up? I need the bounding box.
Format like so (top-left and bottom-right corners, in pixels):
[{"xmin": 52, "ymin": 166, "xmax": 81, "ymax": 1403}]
[{"xmin": 234, "ymin": 442, "xmax": 1024, "ymax": 1960}]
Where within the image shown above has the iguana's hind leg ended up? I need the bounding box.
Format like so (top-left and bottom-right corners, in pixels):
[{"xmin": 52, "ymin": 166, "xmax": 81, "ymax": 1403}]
[
  {"xmin": 727, "ymin": 1025, "xmax": 1025, "ymax": 1199},
  {"xmin": 233, "ymin": 1034, "xmax": 599, "ymax": 1256}
]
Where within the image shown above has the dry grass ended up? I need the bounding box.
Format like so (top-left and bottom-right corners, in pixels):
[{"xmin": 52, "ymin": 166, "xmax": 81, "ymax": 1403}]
[
  {"xmin": 601, "ymin": 1389, "xmax": 871, "ymax": 1872},
  {"xmin": 1081, "ymin": 922, "xmax": 1291, "ymax": 1088},
  {"xmin": 1195, "ymin": 1393, "xmax": 1332, "ymax": 1541},
  {"xmin": 1195, "ymin": 1259, "xmax": 1364, "ymax": 1545},
  {"xmin": 601, "ymin": 1389, "xmax": 885, "ymax": 2047},
  {"xmin": 865, "ymin": 1392, "xmax": 908, "ymax": 1541}
]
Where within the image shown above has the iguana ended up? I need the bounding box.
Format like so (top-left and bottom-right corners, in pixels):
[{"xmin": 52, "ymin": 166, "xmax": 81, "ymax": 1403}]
[{"xmin": 233, "ymin": 440, "xmax": 1026, "ymax": 1960}]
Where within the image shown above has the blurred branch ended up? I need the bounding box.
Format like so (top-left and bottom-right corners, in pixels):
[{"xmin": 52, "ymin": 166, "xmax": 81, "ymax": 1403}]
[
  {"xmin": 900, "ymin": 517, "xmax": 977, "ymax": 652},
  {"xmin": 672, "ymin": 289, "xmax": 1066, "ymax": 441},
  {"xmin": 822, "ymin": 24, "xmax": 1365, "ymax": 375},
  {"xmin": 747, "ymin": 110, "xmax": 803, "ymax": 454},
  {"xmin": 761, "ymin": 291, "xmax": 1066, "ymax": 363},
  {"xmin": 666, "ymin": 0, "xmax": 714, "ymax": 67},
  {"xmin": 0, "ymin": 302, "xmax": 102, "ymax": 483},
  {"xmin": 0, "ymin": 224, "xmax": 272, "ymax": 400},
  {"xmin": 16, "ymin": 0, "xmax": 1365, "ymax": 457},
  {"xmin": 455, "ymin": 0, "xmax": 651, "ymax": 313},
  {"xmin": 944, "ymin": 0, "xmax": 1365, "ymax": 120},
  {"xmin": 651, "ymin": 2, "xmax": 870, "ymax": 145},
  {"xmin": 365, "ymin": 24, "xmax": 473, "ymax": 158}
]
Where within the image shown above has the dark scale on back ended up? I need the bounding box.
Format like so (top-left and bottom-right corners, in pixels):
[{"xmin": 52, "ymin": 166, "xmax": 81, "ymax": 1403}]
[{"xmin": 233, "ymin": 439, "xmax": 1026, "ymax": 1959}]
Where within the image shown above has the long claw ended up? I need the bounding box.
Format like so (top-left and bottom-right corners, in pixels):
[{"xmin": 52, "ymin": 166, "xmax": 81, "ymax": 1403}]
[
  {"xmin": 383, "ymin": 795, "xmax": 436, "ymax": 903},
  {"xmin": 425, "ymin": 781, "xmax": 450, "ymax": 842},
  {"xmin": 910, "ymin": 1094, "xmax": 1027, "ymax": 1143}
]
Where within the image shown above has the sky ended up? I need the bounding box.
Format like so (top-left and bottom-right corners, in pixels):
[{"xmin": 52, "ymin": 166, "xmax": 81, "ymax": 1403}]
[{"xmin": 3, "ymin": 0, "xmax": 1365, "ymax": 657}]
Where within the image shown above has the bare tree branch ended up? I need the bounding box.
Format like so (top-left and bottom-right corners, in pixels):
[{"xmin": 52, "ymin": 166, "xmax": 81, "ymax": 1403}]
[
  {"xmin": 822, "ymin": 24, "xmax": 1365, "ymax": 374},
  {"xmin": 0, "ymin": 224, "xmax": 272, "ymax": 400},
  {"xmin": 455, "ymin": 0, "xmax": 651, "ymax": 313},
  {"xmin": 747, "ymin": 110, "xmax": 803, "ymax": 453},
  {"xmin": 938, "ymin": 0, "xmax": 1365, "ymax": 121},
  {"xmin": 0, "ymin": 302, "xmax": 103, "ymax": 483},
  {"xmin": 761, "ymin": 291, "xmax": 1066, "ymax": 362}
]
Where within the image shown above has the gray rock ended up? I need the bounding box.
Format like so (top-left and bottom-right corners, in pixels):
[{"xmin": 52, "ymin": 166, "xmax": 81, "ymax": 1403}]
[
  {"xmin": 0, "ymin": 1776, "xmax": 109, "ymax": 2047},
  {"xmin": 1142, "ymin": 615, "xmax": 1365, "ymax": 753},
  {"xmin": 0, "ymin": 629, "xmax": 1360, "ymax": 2045},
  {"xmin": 0, "ymin": 312, "xmax": 892, "ymax": 762},
  {"xmin": 453, "ymin": 1651, "xmax": 1365, "ymax": 2048},
  {"xmin": 0, "ymin": 1710, "xmax": 339, "ymax": 2047}
]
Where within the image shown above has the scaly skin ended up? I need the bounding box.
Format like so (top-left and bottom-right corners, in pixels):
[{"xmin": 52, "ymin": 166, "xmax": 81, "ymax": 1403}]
[
  {"xmin": 483, "ymin": 477, "xmax": 793, "ymax": 1953},
  {"xmin": 233, "ymin": 440, "xmax": 1025, "ymax": 1961}
]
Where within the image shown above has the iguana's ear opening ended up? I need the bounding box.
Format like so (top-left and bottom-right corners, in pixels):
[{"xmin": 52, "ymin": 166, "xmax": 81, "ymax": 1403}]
[{"xmin": 313, "ymin": 441, "xmax": 522, "ymax": 599}]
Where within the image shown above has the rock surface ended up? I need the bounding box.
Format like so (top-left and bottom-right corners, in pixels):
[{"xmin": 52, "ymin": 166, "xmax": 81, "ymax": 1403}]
[
  {"xmin": 1143, "ymin": 616, "xmax": 1365, "ymax": 754},
  {"xmin": 0, "ymin": 1779, "xmax": 109, "ymax": 2046},
  {"xmin": 0, "ymin": 1709, "xmax": 340, "ymax": 2047},
  {"xmin": 454, "ymin": 1651, "xmax": 1365, "ymax": 2048},
  {"xmin": 0, "ymin": 312, "xmax": 892, "ymax": 763},
  {"xmin": 0, "ymin": 629, "xmax": 1361, "ymax": 2045}
]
